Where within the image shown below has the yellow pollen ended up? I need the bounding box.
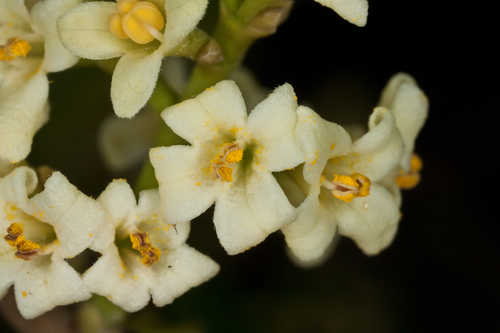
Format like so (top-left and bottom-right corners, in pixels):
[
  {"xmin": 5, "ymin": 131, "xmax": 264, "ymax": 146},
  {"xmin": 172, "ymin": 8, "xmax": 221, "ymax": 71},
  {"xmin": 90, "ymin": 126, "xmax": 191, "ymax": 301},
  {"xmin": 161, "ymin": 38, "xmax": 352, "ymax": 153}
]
[
  {"xmin": 14, "ymin": 235, "xmax": 41, "ymax": 260},
  {"xmin": 109, "ymin": 13, "xmax": 128, "ymax": 39},
  {"xmin": 352, "ymin": 173, "xmax": 371, "ymax": 197},
  {"xmin": 122, "ymin": 2, "xmax": 165, "ymax": 44},
  {"xmin": 330, "ymin": 173, "xmax": 371, "ymax": 203},
  {"xmin": 330, "ymin": 143, "xmax": 336, "ymax": 151},
  {"xmin": 0, "ymin": 38, "xmax": 31, "ymax": 61},
  {"xmin": 217, "ymin": 166, "xmax": 234, "ymax": 182},
  {"xmin": 4, "ymin": 223, "xmax": 23, "ymax": 246},
  {"xmin": 117, "ymin": 0, "xmax": 138, "ymax": 14},
  {"xmin": 396, "ymin": 153, "xmax": 423, "ymax": 190},
  {"xmin": 210, "ymin": 143, "xmax": 243, "ymax": 182},
  {"xmin": 332, "ymin": 174, "xmax": 359, "ymax": 189},
  {"xmin": 130, "ymin": 232, "xmax": 161, "ymax": 266},
  {"xmin": 22, "ymin": 291, "xmax": 27, "ymax": 297},
  {"xmin": 224, "ymin": 148, "xmax": 243, "ymax": 164}
]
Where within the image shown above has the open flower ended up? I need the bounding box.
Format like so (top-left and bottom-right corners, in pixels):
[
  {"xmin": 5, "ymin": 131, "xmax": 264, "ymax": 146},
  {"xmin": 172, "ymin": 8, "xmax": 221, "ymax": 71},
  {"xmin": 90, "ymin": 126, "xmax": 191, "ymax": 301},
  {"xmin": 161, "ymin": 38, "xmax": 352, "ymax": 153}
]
[
  {"xmin": 150, "ymin": 80, "xmax": 304, "ymax": 255},
  {"xmin": 378, "ymin": 73, "xmax": 429, "ymax": 192},
  {"xmin": 58, "ymin": 0, "xmax": 208, "ymax": 118},
  {"xmin": 280, "ymin": 106, "xmax": 403, "ymax": 264},
  {"xmin": 83, "ymin": 179, "xmax": 219, "ymax": 312},
  {"xmin": 0, "ymin": 166, "xmax": 108, "ymax": 319},
  {"xmin": 314, "ymin": 0, "xmax": 369, "ymax": 27},
  {"xmin": 0, "ymin": 0, "xmax": 81, "ymax": 163}
]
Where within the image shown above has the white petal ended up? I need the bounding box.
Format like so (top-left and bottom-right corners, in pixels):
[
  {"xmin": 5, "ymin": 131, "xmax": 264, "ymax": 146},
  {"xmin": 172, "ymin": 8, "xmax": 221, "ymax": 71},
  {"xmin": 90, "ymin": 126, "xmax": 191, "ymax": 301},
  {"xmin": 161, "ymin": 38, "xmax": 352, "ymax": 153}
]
[
  {"xmin": 30, "ymin": 0, "xmax": 81, "ymax": 72},
  {"xmin": 150, "ymin": 245, "xmax": 219, "ymax": 306},
  {"xmin": 0, "ymin": 166, "xmax": 37, "ymax": 211},
  {"xmin": 58, "ymin": 1, "xmax": 137, "ymax": 60},
  {"xmin": 29, "ymin": 172, "xmax": 109, "ymax": 258},
  {"xmin": 111, "ymin": 49, "xmax": 163, "ymax": 118},
  {"xmin": 0, "ymin": 158, "xmax": 16, "ymax": 177},
  {"xmin": 0, "ymin": 66, "xmax": 49, "ymax": 163},
  {"xmin": 315, "ymin": 0, "xmax": 368, "ymax": 27},
  {"xmin": 98, "ymin": 111, "xmax": 159, "ymax": 172},
  {"xmin": 150, "ymin": 145, "xmax": 218, "ymax": 224},
  {"xmin": 214, "ymin": 171, "xmax": 295, "ymax": 255},
  {"xmin": 335, "ymin": 184, "xmax": 401, "ymax": 255},
  {"xmin": 0, "ymin": 249, "xmax": 21, "ymax": 299},
  {"xmin": 98, "ymin": 179, "xmax": 136, "ymax": 227},
  {"xmin": 379, "ymin": 73, "xmax": 428, "ymax": 170},
  {"xmin": 328, "ymin": 107, "xmax": 404, "ymax": 182},
  {"xmin": 162, "ymin": 0, "xmax": 209, "ymax": 53},
  {"xmin": 0, "ymin": 0, "xmax": 31, "ymax": 29},
  {"xmin": 296, "ymin": 106, "xmax": 352, "ymax": 184},
  {"xmin": 136, "ymin": 189, "xmax": 190, "ymax": 250},
  {"xmin": 14, "ymin": 255, "xmax": 90, "ymax": 319},
  {"xmin": 83, "ymin": 246, "xmax": 150, "ymax": 312},
  {"xmin": 247, "ymin": 83, "xmax": 303, "ymax": 171}
]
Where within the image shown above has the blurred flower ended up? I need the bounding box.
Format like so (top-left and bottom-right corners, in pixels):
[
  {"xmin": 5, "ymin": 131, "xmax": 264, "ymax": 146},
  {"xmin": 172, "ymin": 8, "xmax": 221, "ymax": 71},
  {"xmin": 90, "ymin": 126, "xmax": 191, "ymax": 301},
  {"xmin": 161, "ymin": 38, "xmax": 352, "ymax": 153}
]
[
  {"xmin": 315, "ymin": 0, "xmax": 369, "ymax": 27},
  {"xmin": 0, "ymin": 167, "xmax": 108, "ymax": 319},
  {"xmin": 0, "ymin": 0, "xmax": 81, "ymax": 163},
  {"xmin": 58, "ymin": 0, "xmax": 208, "ymax": 118},
  {"xmin": 280, "ymin": 106, "xmax": 403, "ymax": 264},
  {"xmin": 83, "ymin": 179, "xmax": 219, "ymax": 312},
  {"xmin": 150, "ymin": 80, "xmax": 304, "ymax": 255}
]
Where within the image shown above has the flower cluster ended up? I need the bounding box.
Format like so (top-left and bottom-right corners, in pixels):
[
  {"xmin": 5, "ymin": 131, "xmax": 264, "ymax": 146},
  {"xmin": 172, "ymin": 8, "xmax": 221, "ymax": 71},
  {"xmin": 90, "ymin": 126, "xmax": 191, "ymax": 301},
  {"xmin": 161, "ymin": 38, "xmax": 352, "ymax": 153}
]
[{"xmin": 1, "ymin": 0, "xmax": 429, "ymax": 322}]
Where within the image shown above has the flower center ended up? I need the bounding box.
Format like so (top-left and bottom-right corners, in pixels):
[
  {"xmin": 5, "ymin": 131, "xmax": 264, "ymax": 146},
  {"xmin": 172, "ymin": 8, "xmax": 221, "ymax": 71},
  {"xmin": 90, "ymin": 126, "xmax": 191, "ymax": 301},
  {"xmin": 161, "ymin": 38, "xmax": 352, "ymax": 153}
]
[
  {"xmin": 396, "ymin": 153, "xmax": 422, "ymax": 189},
  {"xmin": 321, "ymin": 173, "xmax": 371, "ymax": 203},
  {"xmin": 210, "ymin": 143, "xmax": 244, "ymax": 182},
  {"xmin": 4, "ymin": 223, "xmax": 41, "ymax": 260},
  {"xmin": 109, "ymin": 0, "xmax": 165, "ymax": 44},
  {"xmin": 129, "ymin": 231, "xmax": 161, "ymax": 266},
  {"xmin": 0, "ymin": 38, "xmax": 31, "ymax": 61}
]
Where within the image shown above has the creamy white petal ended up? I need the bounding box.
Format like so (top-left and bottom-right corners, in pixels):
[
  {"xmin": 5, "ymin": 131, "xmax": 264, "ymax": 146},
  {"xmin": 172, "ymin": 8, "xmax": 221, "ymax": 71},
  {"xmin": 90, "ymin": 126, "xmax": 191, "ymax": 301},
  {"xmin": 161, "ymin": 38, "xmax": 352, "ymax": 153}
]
[
  {"xmin": 0, "ymin": 166, "xmax": 37, "ymax": 211},
  {"xmin": 98, "ymin": 111, "xmax": 159, "ymax": 172},
  {"xmin": 0, "ymin": 0, "xmax": 31, "ymax": 29},
  {"xmin": 335, "ymin": 184, "xmax": 400, "ymax": 255},
  {"xmin": 98, "ymin": 179, "xmax": 137, "ymax": 226},
  {"xmin": 315, "ymin": 0, "xmax": 368, "ymax": 27},
  {"xmin": 83, "ymin": 246, "xmax": 150, "ymax": 312},
  {"xmin": 14, "ymin": 255, "xmax": 90, "ymax": 319},
  {"xmin": 196, "ymin": 80, "xmax": 247, "ymax": 133},
  {"xmin": 296, "ymin": 106, "xmax": 352, "ymax": 184},
  {"xmin": 328, "ymin": 107, "xmax": 403, "ymax": 182},
  {"xmin": 0, "ymin": 158, "xmax": 16, "ymax": 178},
  {"xmin": 150, "ymin": 245, "xmax": 219, "ymax": 306},
  {"xmin": 0, "ymin": 65, "xmax": 49, "ymax": 163},
  {"xmin": 111, "ymin": 49, "xmax": 163, "ymax": 118},
  {"xmin": 162, "ymin": 0, "xmax": 209, "ymax": 53},
  {"xmin": 30, "ymin": 0, "xmax": 81, "ymax": 72},
  {"xmin": 283, "ymin": 190, "xmax": 337, "ymax": 263},
  {"xmin": 29, "ymin": 172, "xmax": 108, "ymax": 258},
  {"xmin": 58, "ymin": 1, "xmax": 137, "ymax": 60},
  {"xmin": 379, "ymin": 73, "xmax": 428, "ymax": 170},
  {"xmin": 247, "ymin": 83, "xmax": 303, "ymax": 171},
  {"xmin": 150, "ymin": 145, "xmax": 218, "ymax": 224},
  {"xmin": 136, "ymin": 189, "xmax": 190, "ymax": 250},
  {"xmin": 214, "ymin": 171, "xmax": 295, "ymax": 255},
  {"xmin": 0, "ymin": 257, "xmax": 19, "ymax": 299}
]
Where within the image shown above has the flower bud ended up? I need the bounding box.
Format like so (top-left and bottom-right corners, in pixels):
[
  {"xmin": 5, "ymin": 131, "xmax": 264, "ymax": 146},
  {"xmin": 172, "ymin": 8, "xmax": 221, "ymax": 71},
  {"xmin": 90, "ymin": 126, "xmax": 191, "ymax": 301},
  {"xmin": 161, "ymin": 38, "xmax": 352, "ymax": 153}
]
[{"xmin": 247, "ymin": 0, "xmax": 293, "ymax": 37}]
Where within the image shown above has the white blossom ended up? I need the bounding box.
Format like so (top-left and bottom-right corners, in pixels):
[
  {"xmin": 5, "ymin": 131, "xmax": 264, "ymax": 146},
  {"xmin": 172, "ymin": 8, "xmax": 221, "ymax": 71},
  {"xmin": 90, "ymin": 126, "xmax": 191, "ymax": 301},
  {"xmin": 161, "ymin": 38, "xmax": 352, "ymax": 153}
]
[
  {"xmin": 58, "ymin": 0, "xmax": 208, "ymax": 118},
  {"xmin": 0, "ymin": 166, "xmax": 108, "ymax": 319},
  {"xmin": 280, "ymin": 106, "xmax": 403, "ymax": 264},
  {"xmin": 0, "ymin": 0, "xmax": 81, "ymax": 163},
  {"xmin": 315, "ymin": 0, "xmax": 368, "ymax": 27},
  {"xmin": 150, "ymin": 80, "xmax": 304, "ymax": 255},
  {"xmin": 83, "ymin": 179, "xmax": 219, "ymax": 312}
]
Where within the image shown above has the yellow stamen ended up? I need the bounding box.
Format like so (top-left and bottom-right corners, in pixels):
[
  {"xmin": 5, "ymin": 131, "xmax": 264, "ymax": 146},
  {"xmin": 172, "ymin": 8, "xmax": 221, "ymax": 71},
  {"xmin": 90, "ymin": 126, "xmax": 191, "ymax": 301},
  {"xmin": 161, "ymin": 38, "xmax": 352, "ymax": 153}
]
[
  {"xmin": 121, "ymin": 2, "xmax": 165, "ymax": 44},
  {"xmin": 332, "ymin": 174, "xmax": 359, "ymax": 189},
  {"xmin": 0, "ymin": 38, "xmax": 31, "ymax": 61},
  {"xmin": 352, "ymin": 173, "xmax": 371, "ymax": 197},
  {"xmin": 216, "ymin": 166, "xmax": 234, "ymax": 182},
  {"xmin": 224, "ymin": 146, "xmax": 243, "ymax": 164},
  {"xmin": 117, "ymin": 0, "xmax": 138, "ymax": 14},
  {"xmin": 4, "ymin": 223, "xmax": 23, "ymax": 246},
  {"xmin": 130, "ymin": 231, "xmax": 160, "ymax": 266},
  {"xmin": 14, "ymin": 235, "xmax": 41, "ymax": 260},
  {"xmin": 328, "ymin": 173, "xmax": 371, "ymax": 203},
  {"xmin": 109, "ymin": 13, "xmax": 128, "ymax": 39},
  {"xmin": 210, "ymin": 143, "xmax": 243, "ymax": 182},
  {"xmin": 396, "ymin": 153, "xmax": 423, "ymax": 190}
]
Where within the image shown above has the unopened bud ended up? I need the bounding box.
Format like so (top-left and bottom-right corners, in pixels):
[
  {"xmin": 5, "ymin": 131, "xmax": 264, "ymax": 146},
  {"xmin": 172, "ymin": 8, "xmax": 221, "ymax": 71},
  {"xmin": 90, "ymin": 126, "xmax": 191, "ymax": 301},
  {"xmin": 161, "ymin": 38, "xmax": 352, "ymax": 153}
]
[
  {"xmin": 197, "ymin": 39, "xmax": 224, "ymax": 65},
  {"xmin": 247, "ymin": 1, "xmax": 293, "ymax": 37}
]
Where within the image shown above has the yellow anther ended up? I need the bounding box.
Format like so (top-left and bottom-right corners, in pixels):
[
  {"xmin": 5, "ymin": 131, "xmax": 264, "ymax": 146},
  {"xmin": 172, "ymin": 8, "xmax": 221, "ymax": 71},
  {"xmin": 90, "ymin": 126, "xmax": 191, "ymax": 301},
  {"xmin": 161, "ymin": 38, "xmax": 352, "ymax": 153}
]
[
  {"xmin": 109, "ymin": 13, "xmax": 128, "ymax": 39},
  {"xmin": 14, "ymin": 235, "xmax": 41, "ymax": 260},
  {"xmin": 122, "ymin": 1, "xmax": 165, "ymax": 44},
  {"xmin": 117, "ymin": 0, "xmax": 138, "ymax": 14},
  {"xmin": 4, "ymin": 223, "xmax": 23, "ymax": 246},
  {"xmin": 130, "ymin": 231, "xmax": 161, "ymax": 266},
  {"xmin": 329, "ymin": 173, "xmax": 371, "ymax": 203},
  {"xmin": 0, "ymin": 38, "xmax": 31, "ymax": 61},
  {"xmin": 224, "ymin": 147, "xmax": 243, "ymax": 164},
  {"xmin": 396, "ymin": 153, "xmax": 423, "ymax": 190},
  {"xmin": 216, "ymin": 166, "xmax": 234, "ymax": 182},
  {"xmin": 352, "ymin": 173, "xmax": 371, "ymax": 197},
  {"xmin": 210, "ymin": 143, "xmax": 243, "ymax": 182},
  {"xmin": 332, "ymin": 174, "xmax": 359, "ymax": 189}
]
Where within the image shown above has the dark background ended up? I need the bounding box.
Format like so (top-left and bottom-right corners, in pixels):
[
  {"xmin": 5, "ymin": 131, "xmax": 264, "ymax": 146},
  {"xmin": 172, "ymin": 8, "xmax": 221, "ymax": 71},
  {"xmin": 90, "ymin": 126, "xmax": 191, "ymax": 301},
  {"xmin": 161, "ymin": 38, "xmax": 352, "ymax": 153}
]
[{"xmin": 2, "ymin": 0, "xmax": 499, "ymax": 332}]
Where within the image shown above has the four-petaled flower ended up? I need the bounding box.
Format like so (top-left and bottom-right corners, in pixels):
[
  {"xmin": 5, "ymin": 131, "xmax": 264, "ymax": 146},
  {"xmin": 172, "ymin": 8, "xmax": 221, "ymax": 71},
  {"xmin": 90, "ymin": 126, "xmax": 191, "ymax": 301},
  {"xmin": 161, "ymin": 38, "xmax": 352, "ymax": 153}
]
[
  {"xmin": 58, "ymin": 0, "xmax": 208, "ymax": 118},
  {"xmin": 150, "ymin": 80, "xmax": 304, "ymax": 255}
]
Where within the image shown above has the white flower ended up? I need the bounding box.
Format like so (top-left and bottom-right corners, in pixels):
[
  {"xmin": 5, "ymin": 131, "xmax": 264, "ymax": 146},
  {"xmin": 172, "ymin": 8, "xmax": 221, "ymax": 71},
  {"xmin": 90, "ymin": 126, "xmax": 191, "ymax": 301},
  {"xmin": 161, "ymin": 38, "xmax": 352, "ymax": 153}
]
[
  {"xmin": 0, "ymin": 166, "xmax": 108, "ymax": 319},
  {"xmin": 314, "ymin": 0, "xmax": 369, "ymax": 27},
  {"xmin": 150, "ymin": 80, "xmax": 304, "ymax": 255},
  {"xmin": 280, "ymin": 106, "xmax": 403, "ymax": 264},
  {"xmin": 0, "ymin": 0, "xmax": 81, "ymax": 163},
  {"xmin": 58, "ymin": 0, "xmax": 208, "ymax": 118},
  {"xmin": 83, "ymin": 179, "xmax": 219, "ymax": 312}
]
